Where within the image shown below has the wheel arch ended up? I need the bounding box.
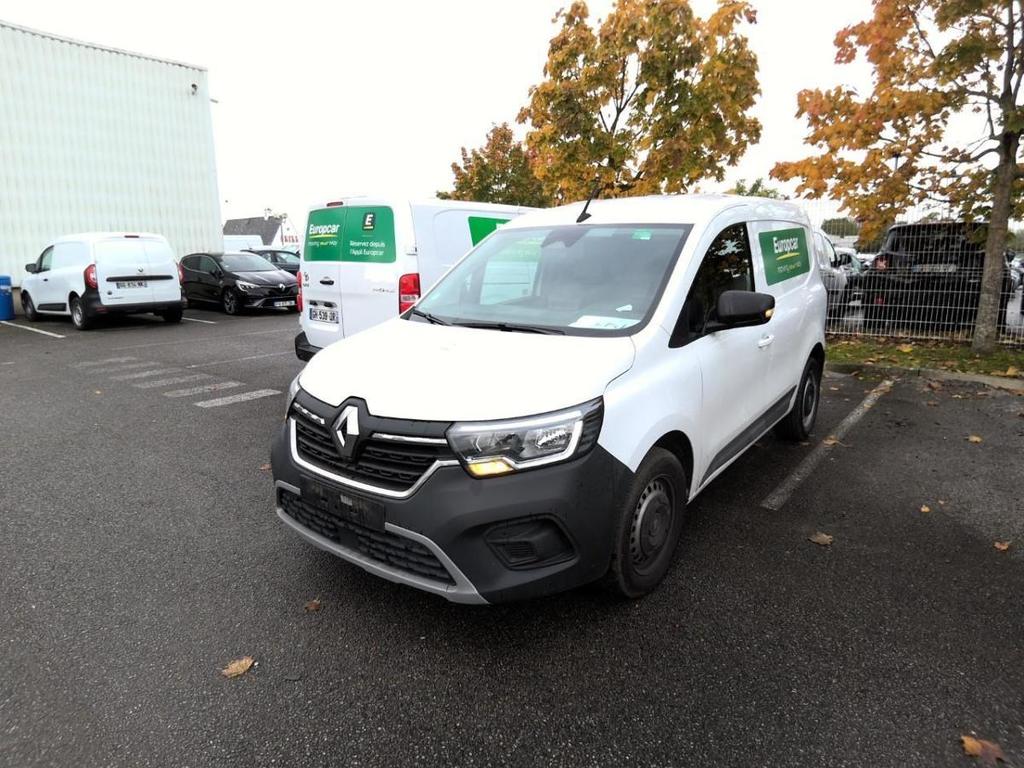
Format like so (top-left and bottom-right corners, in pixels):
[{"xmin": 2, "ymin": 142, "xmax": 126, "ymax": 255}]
[{"xmin": 651, "ymin": 430, "xmax": 694, "ymax": 502}]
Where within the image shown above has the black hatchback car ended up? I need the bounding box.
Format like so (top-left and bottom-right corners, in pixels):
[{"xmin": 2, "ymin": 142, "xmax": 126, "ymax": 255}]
[
  {"xmin": 854, "ymin": 222, "xmax": 1014, "ymax": 332},
  {"xmin": 181, "ymin": 252, "xmax": 298, "ymax": 315}
]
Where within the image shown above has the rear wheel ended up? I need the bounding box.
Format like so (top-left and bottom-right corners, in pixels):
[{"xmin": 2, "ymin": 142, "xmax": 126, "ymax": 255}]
[
  {"xmin": 161, "ymin": 307, "xmax": 183, "ymax": 323},
  {"xmin": 604, "ymin": 448, "xmax": 688, "ymax": 599},
  {"xmin": 70, "ymin": 296, "xmax": 92, "ymax": 330},
  {"xmin": 775, "ymin": 356, "xmax": 822, "ymax": 442},
  {"xmin": 222, "ymin": 288, "xmax": 240, "ymax": 315},
  {"xmin": 21, "ymin": 292, "xmax": 39, "ymax": 321}
]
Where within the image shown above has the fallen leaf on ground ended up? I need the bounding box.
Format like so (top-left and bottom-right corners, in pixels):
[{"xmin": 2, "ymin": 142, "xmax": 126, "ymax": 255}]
[
  {"xmin": 919, "ymin": 505, "xmax": 931, "ymax": 513},
  {"xmin": 926, "ymin": 400, "xmax": 939, "ymax": 407},
  {"xmin": 960, "ymin": 735, "xmax": 1005, "ymax": 764},
  {"xmin": 259, "ymin": 463, "xmax": 271, "ymax": 472},
  {"xmin": 896, "ymin": 344, "xmax": 914, "ymax": 353},
  {"xmin": 926, "ymin": 380, "xmax": 942, "ymax": 390},
  {"xmin": 967, "ymin": 435, "xmax": 983, "ymax": 444},
  {"xmin": 808, "ymin": 532, "xmax": 834, "ymax": 546},
  {"xmin": 304, "ymin": 598, "xmax": 322, "ymax": 612},
  {"xmin": 938, "ymin": 500, "xmax": 947, "ymax": 505},
  {"xmin": 1007, "ymin": 366, "xmax": 1019, "ymax": 377},
  {"xmin": 94, "ymin": 390, "xmax": 102, "ymax": 395},
  {"xmin": 829, "ymin": 386, "xmax": 840, "ymax": 391},
  {"xmin": 994, "ymin": 541, "xmax": 1011, "ymax": 552},
  {"xmin": 221, "ymin": 656, "xmax": 254, "ymax": 678},
  {"xmin": 823, "ymin": 436, "xmax": 841, "ymax": 447}
]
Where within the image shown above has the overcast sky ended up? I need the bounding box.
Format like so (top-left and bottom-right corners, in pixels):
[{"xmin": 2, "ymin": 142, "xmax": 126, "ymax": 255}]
[{"xmin": 0, "ymin": 0, "xmax": 876, "ymax": 225}]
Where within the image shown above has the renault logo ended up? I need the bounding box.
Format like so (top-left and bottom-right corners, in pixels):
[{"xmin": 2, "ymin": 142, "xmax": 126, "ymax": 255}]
[{"xmin": 334, "ymin": 405, "xmax": 360, "ymax": 458}]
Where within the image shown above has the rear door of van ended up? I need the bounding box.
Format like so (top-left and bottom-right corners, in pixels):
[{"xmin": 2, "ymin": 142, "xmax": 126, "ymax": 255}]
[
  {"xmin": 413, "ymin": 208, "xmax": 513, "ymax": 293},
  {"xmin": 93, "ymin": 236, "xmax": 156, "ymax": 306},
  {"xmin": 301, "ymin": 206, "xmax": 346, "ymax": 349},
  {"xmin": 142, "ymin": 238, "xmax": 182, "ymax": 304}
]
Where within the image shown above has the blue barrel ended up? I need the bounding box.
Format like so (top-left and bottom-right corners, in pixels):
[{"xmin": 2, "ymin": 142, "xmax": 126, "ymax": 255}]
[{"xmin": 0, "ymin": 277, "xmax": 13, "ymax": 321}]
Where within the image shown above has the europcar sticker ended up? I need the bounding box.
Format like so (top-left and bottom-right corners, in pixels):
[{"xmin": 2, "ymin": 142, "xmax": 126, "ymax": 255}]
[
  {"xmin": 759, "ymin": 227, "xmax": 810, "ymax": 285},
  {"xmin": 304, "ymin": 206, "xmax": 396, "ymax": 263}
]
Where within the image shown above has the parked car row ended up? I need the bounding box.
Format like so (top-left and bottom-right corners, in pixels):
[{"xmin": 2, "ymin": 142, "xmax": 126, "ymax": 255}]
[{"xmin": 19, "ymin": 232, "xmax": 299, "ymax": 329}]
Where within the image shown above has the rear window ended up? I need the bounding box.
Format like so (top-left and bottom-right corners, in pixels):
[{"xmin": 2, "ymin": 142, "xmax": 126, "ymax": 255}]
[
  {"xmin": 94, "ymin": 239, "xmax": 147, "ymax": 267},
  {"xmin": 304, "ymin": 206, "xmax": 396, "ymax": 263}
]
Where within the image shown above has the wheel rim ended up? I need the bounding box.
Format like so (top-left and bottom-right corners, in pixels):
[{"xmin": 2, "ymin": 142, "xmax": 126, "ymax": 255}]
[
  {"xmin": 72, "ymin": 301, "xmax": 82, "ymax": 325},
  {"xmin": 801, "ymin": 370, "xmax": 819, "ymax": 430},
  {"xmin": 629, "ymin": 476, "xmax": 674, "ymax": 574},
  {"xmin": 224, "ymin": 292, "xmax": 236, "ymax": 313}
]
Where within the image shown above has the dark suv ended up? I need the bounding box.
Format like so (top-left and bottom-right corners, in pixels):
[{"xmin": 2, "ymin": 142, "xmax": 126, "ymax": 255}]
[{"xmin": 855, "ymin": 222, "xmax": 1014, "ymax": 332}]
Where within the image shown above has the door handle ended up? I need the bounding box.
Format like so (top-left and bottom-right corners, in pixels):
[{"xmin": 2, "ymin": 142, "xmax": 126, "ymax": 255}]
[
  {"xmin": 757, "ymin": 334, "xmax": 775, "ymax": 349},
  {"xmin": 319, "ymin": 278, "xmax": 335, "ymax": 286}
]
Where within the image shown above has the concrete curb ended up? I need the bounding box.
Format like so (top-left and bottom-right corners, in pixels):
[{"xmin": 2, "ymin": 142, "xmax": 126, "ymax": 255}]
[{"xmin": 825, "ymin": 361, "xmax": 1024, "ymax": 392}]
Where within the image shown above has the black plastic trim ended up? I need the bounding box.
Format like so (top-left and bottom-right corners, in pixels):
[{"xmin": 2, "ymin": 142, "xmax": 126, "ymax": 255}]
[{"xmin": 701, "ymin": 386, "xmax": 796, "ymax": 485}]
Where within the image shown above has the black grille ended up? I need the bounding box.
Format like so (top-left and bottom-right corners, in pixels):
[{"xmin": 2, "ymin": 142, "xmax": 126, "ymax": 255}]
[
  {"xmin": 279, "ymin": 489, "xmax": 454, "ymax": 585},
  {"xmin": 292, "ymin": 407, "xmax": 455, "ymax": 492}
]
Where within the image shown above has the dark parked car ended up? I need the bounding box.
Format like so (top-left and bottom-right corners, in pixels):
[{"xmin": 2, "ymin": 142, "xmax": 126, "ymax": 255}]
[
  {"xmin": 244, "ymin": 247, "xmax": 300, "ymax": 275},
  {"xmin": 853, "ymin": 222, "xmax": 1014, "ymax": 332},
  {"xmin": 181, "ymin": 251, "xmax": 298, "ymax": 315}
]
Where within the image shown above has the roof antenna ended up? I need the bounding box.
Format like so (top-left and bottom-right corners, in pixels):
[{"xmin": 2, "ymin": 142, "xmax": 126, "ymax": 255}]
[{"xmin": 576, "ymin": 175, "xmax": 604, "ymax": 223}]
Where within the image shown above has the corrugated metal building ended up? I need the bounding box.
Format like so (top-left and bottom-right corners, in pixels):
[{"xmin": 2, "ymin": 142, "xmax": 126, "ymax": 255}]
[{"xmin": 0, "ymin": 20, "xmax": 221, "ymax": 286}]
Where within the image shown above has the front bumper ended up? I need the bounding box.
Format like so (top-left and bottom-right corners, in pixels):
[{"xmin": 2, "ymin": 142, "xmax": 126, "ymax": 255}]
[
  {"xmin": 239, "ymin": 291, "xmax": 297, "ymax": 309},
  {"xmin": 294, "ymin": 332, "xmax": 321, "ymax": 361},
  {"xmin": 270, "ymin": 419, "xmax": 630, "ymax": 604}
]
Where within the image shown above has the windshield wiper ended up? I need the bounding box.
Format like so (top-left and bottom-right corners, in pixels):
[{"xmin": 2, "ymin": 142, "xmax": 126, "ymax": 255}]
[
  {"xmin": 409, "ymin": 307, "xmax": 450, "ymax": 326},
  {"xmin": 455, "ymin": 321, "xmax": 565, "ymax": 335}
]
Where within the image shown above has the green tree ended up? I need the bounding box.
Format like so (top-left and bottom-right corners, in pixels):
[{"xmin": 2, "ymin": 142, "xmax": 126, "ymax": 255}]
[
  {"xmin": 727, "ymin": 177, "xmax": 783, "ymax": 198},
  {"xmin": 772, "ymin": 0, "xmax": 1024, "ymax": 352},
  {"xmin": 518, "ymin": 0, "xmax": 761, "ymax": 204},
  {"xmin": 821, "ymin": 217, "xmax": 860, "ymax": 238},
  {"xmin": 437, "ymin": 123, "xmax": 551, "ymax": 207}
]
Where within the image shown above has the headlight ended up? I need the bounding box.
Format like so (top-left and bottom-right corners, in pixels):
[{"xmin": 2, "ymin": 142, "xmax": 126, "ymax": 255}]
[
  {"xmin": 285, "ymin": 374, "xmax": 301, "ymax": 417},
  {"xmin": 447, "ymin": 398, "xmax": 602, "ymax": 477},
  {"xmin": 236, "ymin": 280, "xmax": 258, "ymax": 293}
]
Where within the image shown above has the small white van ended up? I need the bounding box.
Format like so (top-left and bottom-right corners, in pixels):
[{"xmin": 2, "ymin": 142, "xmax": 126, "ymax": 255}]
[
  {"xmin": 21, "ymin": 233, "xmax": 186, "ymax": 330},
  {"xmin": 272, "ymin": 195, "xmax": 827, "ymax": 604},
  {"xmin": 294, "ymin": 197, "xmax": 531, "ymax": 359}
]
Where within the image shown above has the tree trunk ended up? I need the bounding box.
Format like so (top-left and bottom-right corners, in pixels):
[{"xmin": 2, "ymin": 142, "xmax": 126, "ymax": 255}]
[{"xmin": 972, "ymin": 132, "xmax": 1019, "ymax": 353}]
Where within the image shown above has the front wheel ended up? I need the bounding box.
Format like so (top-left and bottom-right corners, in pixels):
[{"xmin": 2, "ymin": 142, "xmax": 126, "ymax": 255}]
[
  {"xmin": 70, "ymin": 296, "xmax": 93, "ymax": 330},
  {"xmin": 21, "ymin": 292, "xmax": 39, "ymax": 321},
  {"xmin": 603, "ymin": 448, "xmax": 688, "ymax": 599},
  {"xmin": 222, "ymin": 289, "xmax": 240, "ymax": 315},
  {"xmin": 775, "ymin": 356, "xmax": 822, "ymax": 442}
]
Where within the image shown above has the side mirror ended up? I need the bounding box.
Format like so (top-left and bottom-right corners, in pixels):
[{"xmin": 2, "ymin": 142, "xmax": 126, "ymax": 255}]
[
  {"xmin": 25, "ymin": 263, "xmax": 38, "ymax": 274},
  {"xmin": 709, "ymin": 290, "xmax": 775, "ymax": 330}
]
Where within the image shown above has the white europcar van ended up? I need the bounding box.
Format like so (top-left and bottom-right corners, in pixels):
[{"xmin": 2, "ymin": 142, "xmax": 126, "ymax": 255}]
[
  {"xmin": 272, "ymin": 195, "xmax": 827, "ymax": 604},
  {"xmin": 294, "ymin": 197, "xmax": 532, "ymax": 359},
  {"xmin": 21, "ymin": 233, "xmax": 186, "ymax": 330}
]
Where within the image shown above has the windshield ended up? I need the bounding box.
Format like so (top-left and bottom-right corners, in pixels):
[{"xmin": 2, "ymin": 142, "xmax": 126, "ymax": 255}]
[
  {"xmin": 269, "ymin": 251, "xmax": 299, "ymax": 264},
  {"xmin": 414, "ymin": 224, "xmax": 691, "ymax": 336},
  {"xmin": 221, "ymin": 253, "xmax": 277, "ymax": 272}
]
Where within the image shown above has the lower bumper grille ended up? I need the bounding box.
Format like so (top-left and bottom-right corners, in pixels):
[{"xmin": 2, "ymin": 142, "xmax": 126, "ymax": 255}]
[{"xmin": 279, "ymin": 489, "xmax": 454, "ymax": 585}]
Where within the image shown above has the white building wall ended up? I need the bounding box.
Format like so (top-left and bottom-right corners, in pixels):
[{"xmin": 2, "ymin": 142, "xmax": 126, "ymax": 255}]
[{"xmin": 0, "ymin": 21, "xmax": 221, "ymax": 285}]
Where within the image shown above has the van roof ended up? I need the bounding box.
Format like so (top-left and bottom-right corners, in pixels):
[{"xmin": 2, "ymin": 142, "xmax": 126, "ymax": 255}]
[
  {"xmin": 501, "ymin": 194, "xmax": 809, "ymax": 231},
  {"xmin": 50, "ymin": 232, "xmax": 168, "ymax": 245},
  {"xmin": 308, "ymin": 197, "xmax": 534, "ymax": 214}
]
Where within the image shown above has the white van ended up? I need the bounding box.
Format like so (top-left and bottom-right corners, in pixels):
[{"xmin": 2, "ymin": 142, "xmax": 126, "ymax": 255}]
[
  {"xmin": 294, "ymin": 197, "xmax": 531, "ymax": 359},
  {"xmin": 20, "ymin": 232, "xmax": 186, "ymax": 330},
  {"xmin": 272, "ymin": 195, "xmax": 827, "ymax": 604}
]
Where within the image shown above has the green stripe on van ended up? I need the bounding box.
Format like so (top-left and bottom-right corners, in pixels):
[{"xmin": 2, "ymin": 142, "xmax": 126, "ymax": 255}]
[
  {"xmin": 304, "ymin": 206, "xmax": 396, "ymax": 263},
  {"xmin": 468, "ymin": 216, "xmax": 510, "ymax": 246}
]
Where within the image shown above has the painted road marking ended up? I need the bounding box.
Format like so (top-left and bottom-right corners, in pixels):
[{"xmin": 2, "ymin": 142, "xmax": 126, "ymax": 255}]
[
  {"xmin": 163, "ymin": 381, "xmax": 243, "ymax": 398},
  {"xmin": 113, "ymin": 328, "xmax": 292, "ymax": 351},
  {"xmin": 194, "ymin": 389, "xmax": 281, "ymax": 408},
  {"xmin": 761, "ymin": 378, "xmax": 894, "ymax": 511},
  {"xmin": 72, "ymin": 357, "xmax": 137, "ymax": 368},
  {"xmin": 182, "ymin": 316, "xmax": 217, "ymax": 325},
  {"xmin": 110, "ymin": 368, "xmax": 181, "ymax": 381},
  {"xmin": 91, "ymin": 361, "xmax": 158, "ymax": 374},
  {"xmin": 186, "ymin": 351, "xmax": 293, "ymax": 369},
  {"xmin": 133, "ymin": 374, "xmax": 211, "ymax": 389},
  {"xmin": 1, "ymin": 321, "xmax": 66, "ymax": 339}
]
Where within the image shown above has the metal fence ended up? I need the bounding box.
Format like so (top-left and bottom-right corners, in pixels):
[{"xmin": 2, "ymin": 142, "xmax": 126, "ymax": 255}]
[{"xmin": 800, "ymin": 200, "xmax": 1024, "ymax": 347}]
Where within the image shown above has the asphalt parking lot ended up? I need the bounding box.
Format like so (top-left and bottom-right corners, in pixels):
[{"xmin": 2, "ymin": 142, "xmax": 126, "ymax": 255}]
[{"xmin": 2, "ymin": 309, "xmax": 1022, "ymax": 767}]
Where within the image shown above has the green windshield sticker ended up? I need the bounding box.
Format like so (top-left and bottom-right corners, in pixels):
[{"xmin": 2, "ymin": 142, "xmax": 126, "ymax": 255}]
[
  {"xmin": 759, "ymin": 227, "xmax": 810, "ymax": 285},
  {"xmin": 304, "ymin": 206, "xmax": 396, "ymax": 263},
  {"xmin": 468, "ymin": 216, "xmax": 510, "ymax": 246}
]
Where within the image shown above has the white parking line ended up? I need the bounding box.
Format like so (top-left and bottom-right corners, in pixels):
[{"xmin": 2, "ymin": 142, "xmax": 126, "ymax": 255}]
[
  {"xmin": 72, "ymin": 356, "xmax": 137, "ymax": 368},
  {"xmin": 1, "ymin": 361, "xmax": 15, "ymax": 366},
  {"xmin": 194, "ymin": 389, "xmax": 281, "ymax": 408},
  {"xmin": 163, "ymin": 381, "xmax": 243, "ymax": 398},
  {"xmin": 761, "ymin": 378, "xmax": 894, "ymax": 511},
  {"xmin": 91, "ymin": 361, "xmax": 157, "ymax": 374},
  {"xmin": 133, "ymin": 374, "xmax": 211, "ymax": 389},
  {"xmin": 1, "ymin": 321, "xmax": 66, "ymax": 339},
  {"xmin": 186, "ymin": 351, "xmax": 293, "ymax": 369},
  {"xmin": 182, "ymin": 316, "xmax": 217, "ymax": 325},
  {"xmin": 110, "ymin": 368, "xmax": 180, "ymax": 381}
]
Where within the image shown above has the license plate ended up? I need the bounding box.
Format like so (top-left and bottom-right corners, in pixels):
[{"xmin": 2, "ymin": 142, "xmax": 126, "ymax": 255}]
[
  {"xmin": 913, "ymin": 263, "xmax": 957, "ymax": 274},
  {"xmin": 301, "ymin": 477, "xmax": 384, "ymax": 531},
  {"xmin": 309, "ymin": 307, "xmax": 339, "ymax": 323},
  {"xmin": 274, "ymin": 300, "xmax": 295, "ymax": 307},
  {"xmin": 115, "ymin": 280, "xmax": 147, "ymax": 289}
]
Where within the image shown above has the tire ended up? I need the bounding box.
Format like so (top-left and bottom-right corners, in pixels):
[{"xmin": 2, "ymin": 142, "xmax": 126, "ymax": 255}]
[
  {"xmin": 21, "ymin": 292, "xmax": 39, "ymax": 322},
  {"xmin": 70, "ymin": 296, "xmax": 92, "ymax": 330},
  {"xmin": 603, "ymin": 448, "xmax": 688, "ymax": 599},
  {"xmin": 161, "ymin": 307, "xmax": 183, "ymax": 323},
  {"xmin": 221, "ymin": 288, "xmax": 240, "ymax": 315},
  {"xmin": 775, "ymin": 356, "xmax": 822, "ymax": 442}
]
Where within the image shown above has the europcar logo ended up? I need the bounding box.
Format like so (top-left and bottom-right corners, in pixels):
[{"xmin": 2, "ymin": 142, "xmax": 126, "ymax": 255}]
[
  {"xmin": 362, "ymin": 212, "xmax": 376, "ymax": 231},
  {"xmin": 308, "ymin": 223, "xmax": 341, "ymax": 239}
]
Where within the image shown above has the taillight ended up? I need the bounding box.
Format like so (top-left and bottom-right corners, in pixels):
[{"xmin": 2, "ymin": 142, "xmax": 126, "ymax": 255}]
[
  {"xmin": 177, "ymin": 262, "xmax": 185, "ymax": 284},
  {"xmin": 84, "ymin": 264, "xmax": 98, "ymax": 289},
  {"xmin": 398, "ymin": 273, "xmax": 421, "ymax": 313},
  {"xmin": 297, "ymin": 280, "xmax": 303, "ymax": 312}
]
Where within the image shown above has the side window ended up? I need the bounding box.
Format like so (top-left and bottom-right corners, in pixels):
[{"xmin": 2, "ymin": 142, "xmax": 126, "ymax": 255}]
[
  {"xmin": 38, "ymin": 247, "xmax": 54, "ymax": 272},
  {"xmin": 675, "ymin": 223, "xmax": 754, "ymax": 343},
  {"xmin": 181, "ymin": 256, "xmax": 196, "ymax": 271},
  {"xmin": 200, "ymin": 256, "xmax": 218, "ymax": 273}
]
